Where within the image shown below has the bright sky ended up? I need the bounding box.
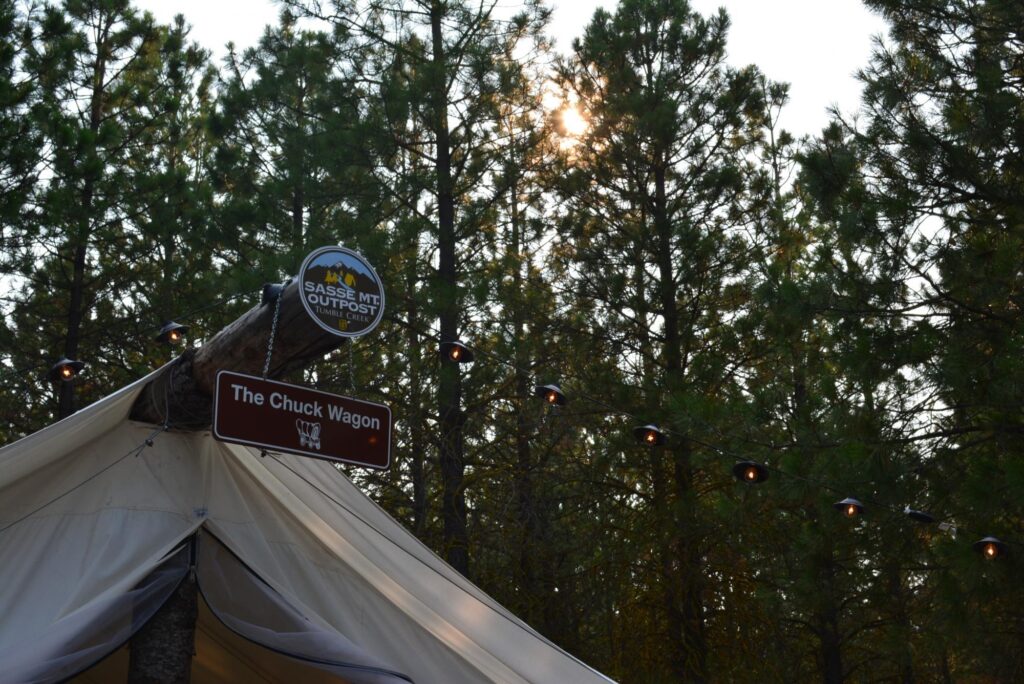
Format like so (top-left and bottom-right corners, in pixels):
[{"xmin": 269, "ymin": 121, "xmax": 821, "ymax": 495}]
[
  {"xmin": 135, "ymin": 0, "xmax": 887, "ymax": 138},
  {"xmin": 552, "ymin": 0, "xmax": 889, "ymax": 137}
]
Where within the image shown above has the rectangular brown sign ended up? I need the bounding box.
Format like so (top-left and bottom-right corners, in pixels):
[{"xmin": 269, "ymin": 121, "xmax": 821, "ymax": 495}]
[{"xmin": 213, "ymin": 370, "xmax": 391, "ymax": 469}]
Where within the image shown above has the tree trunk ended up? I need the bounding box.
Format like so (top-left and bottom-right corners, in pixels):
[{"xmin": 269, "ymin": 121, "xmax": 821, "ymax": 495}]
[
  {"xmin": 509, "ymin": 176, "xmax": 538, "ymax": 620},
  {"xmin": 127, "ymin": 576, "xmax": 198, "ymax": 684},
  {"xmin": 291, "ymin": 84, "xmax": 305, "ymax": 255},
  {"xmin": 885, "ymin": 562, "xmax": 915, "ymax": 684},
  {"xmin": 672, "ymin": 438, "xmax": 707, "ymax": 683},
  {"xmin": 654, "ymin": 163, "xmax": 707, "ymax": 682},
  {"xmin": 817, "ymin": 538, "xmax": 845, "ymax": 684},
  {"xmin": 406, "ymin": 265, "xmax": 428, "ymax": 537},
  {"xmin": 821, "ymin": 622, "xmax": 844, "ymax": 684},
  {"xmin": 430, "ymin": 0, "xmax": 468, "ymax": 577},
  {"xmin": 59, "ymin": 240, "xmax": 88, "ymax": 419},
  {"xmin": 58, "ymin": 18, "xmax": 109, "ymax": 420}
]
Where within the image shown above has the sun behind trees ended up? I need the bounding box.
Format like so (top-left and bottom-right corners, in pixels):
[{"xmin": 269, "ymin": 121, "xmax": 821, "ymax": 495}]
[{"xmin": 1, "ymin": 0, "xmax": 1022, "ymax": 681}]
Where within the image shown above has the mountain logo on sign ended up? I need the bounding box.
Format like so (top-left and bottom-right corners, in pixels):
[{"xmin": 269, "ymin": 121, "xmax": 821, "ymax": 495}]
[{"xmin": 298, "ymin": 246, "xmax": 385, "ymax": 339}]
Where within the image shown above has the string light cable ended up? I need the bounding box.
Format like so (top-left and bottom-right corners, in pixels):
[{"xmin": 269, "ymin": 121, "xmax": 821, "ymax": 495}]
[
  {"xmin": 1, "ymin": 275, "xmax": 1010, "ymax": 556},
  {"xmin": 384, "ymin": 314, "xmax": 1018, "ymax": 554},
  {"xmin": 0, "ymin": 281, "xmax": 266, "ymax": 384}
]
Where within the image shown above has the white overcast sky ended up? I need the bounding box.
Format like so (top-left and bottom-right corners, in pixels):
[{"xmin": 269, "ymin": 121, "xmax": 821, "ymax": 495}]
[{"xmin": 135, "ymin": 0, "xmax": 887, "ymax": 138}]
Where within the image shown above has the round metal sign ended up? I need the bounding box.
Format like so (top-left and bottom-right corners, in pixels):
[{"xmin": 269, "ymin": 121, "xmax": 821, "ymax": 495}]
[{"xmin": 298, "ymin": 246, "xmax": 385, "ymax": 338}]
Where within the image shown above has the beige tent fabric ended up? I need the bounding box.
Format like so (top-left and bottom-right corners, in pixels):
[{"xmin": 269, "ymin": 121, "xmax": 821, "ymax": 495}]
[
  {"xmin": 0, "ymin": 372, "xmax": 202, "ymax": 652},
  {"xmin": 0, "ymin": 372, "xmax": 614, "ymax": 684},
  {"xmin": 196, "ymin": 530, "xmax": 410, "ymax": 683},
  {"xmin": 2, "ymin": 543, "xmax": 191, "ymax": 683}
]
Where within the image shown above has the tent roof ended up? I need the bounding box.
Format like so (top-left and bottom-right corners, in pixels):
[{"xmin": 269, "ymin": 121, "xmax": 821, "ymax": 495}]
[{"xmin": 0, "ymin": 371, "xmax": 613, "ymax": 684}]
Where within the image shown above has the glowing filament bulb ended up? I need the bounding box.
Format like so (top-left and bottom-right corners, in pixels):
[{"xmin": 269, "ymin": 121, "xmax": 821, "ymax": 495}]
[
  {"xmin": 168, "ymin": 330, "xmax": 181, "ymax": 343},
  {"xmin": 60, "ymin": 366, "xmax": 74, "ymax": 379},
  {"xmin": 846, "ymin": 504, "xmax": 858, "ymax": 517},
  {"xmin": 450, "ymin": 347, "xmax": 462, "ymax": 361},
  {"xmin": 645, "ymin": 431, "xmax": 656, "ymax": 444},
  {"xmin": 546, "ymin": 391, "xmax": 558, "ymax": 404},
  {"xmin": 745, "ymin": 467, "xmax": 757, "ymax": 482},
  {"xmin": 984, "ymin": 543, "xmax": 998, "ymax": 559}
]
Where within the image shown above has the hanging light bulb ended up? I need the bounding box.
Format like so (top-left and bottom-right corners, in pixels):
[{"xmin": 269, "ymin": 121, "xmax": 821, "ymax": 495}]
[
  {"xmin": 972, "ymin": 536, "xmax": 1007, "ymax": 560},
  {"xmin": 155, "ymin": 321, "xmax": 189, "ymax": 345},
  {"xmin": 439, "ymin": 340, "xmax": 474, "ymax": 363},
  {"xmin": 48, "ymin": 358, "xmax": 85, "ymax": 382},
  {"xmin": 904, "ymin": 507, "xmax": 936, "ymax": 524},
  {"xmin": 833, "ymin": 497, "xmax": 864, "ymax": 518},
  {"xmin": 534, "ymin": 384, "xmax": 567, "ymax": 406},
  {"xmin": 632, "ymin": 424, "xmax": 666, "ymax": 446},
  {"xmin": 732, "ymin": 461, "xmax": 768, "ymax": 484}
]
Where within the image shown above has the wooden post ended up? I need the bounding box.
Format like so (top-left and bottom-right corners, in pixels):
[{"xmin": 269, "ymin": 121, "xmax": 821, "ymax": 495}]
[
  {"xmin": 127, "ymin": 576, "xmax": 198, "ymax": 684},
  {"xmin": 126, "ymin": 280, "xmax": 344, "ymax": 682}
]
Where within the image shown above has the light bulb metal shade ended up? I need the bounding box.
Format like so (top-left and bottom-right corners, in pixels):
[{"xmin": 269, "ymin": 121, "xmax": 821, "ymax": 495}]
[
  {"xmin": 732, "ymin": 460, "xmax": 768, "ymax": 484},
  {"xmin": 49, "ymin": 358, "xmax": 84, "ymax": 382},
  {"xmin": 155, "ymin": 321, "xmax": 189, "ymax": 344},
  {"xmin": 633, "ymin": 424, "xmax": 666, "ymax": 446},
  {"xmin": 440, "ymin": 340, "xmax": 474, "ymax": 363},
  {"xmin": 904, "ymin": 508, "xmax": 936, "ymax": 524},
  {"xmin": 833, "ymin": 497, "xmax": 865, "ymax": 517},
  {"xmin": 261, "ymin": 282, "xmax": 286, "ymax": 306},
  {"xmin": 973, "ymin": 536, "xmax": 1007, "ymax": 559},
  {"xmin": 534, "ymin": 384, "xmax": 567, "ymax": 406}
]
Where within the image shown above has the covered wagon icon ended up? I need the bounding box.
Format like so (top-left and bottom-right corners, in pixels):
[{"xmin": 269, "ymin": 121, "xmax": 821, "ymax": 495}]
[{"xmin": 296, "ymin": 419, "xmax": 322, "ymax": 450}]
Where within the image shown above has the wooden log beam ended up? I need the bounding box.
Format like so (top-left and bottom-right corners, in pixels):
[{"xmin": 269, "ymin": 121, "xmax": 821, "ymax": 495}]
[{"xmin": 130, "ymin": 280, "xmax": 344, "ymax": 429}]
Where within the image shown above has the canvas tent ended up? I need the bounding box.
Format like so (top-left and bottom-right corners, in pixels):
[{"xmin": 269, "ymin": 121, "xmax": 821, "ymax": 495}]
[{"xmin": 0, "ymin": 371, "xmax": 614, "ymax": 684}]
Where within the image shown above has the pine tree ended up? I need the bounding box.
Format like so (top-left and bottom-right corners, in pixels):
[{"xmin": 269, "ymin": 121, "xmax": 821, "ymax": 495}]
[
  {"xmin": 799, "ymin": 0, "xmax": 1024, "ymax": 677},
  {"xmin": 286, "ymin": 0, "xmax": 551, "ymax": 577},
  {"xmin": 118, "ymin": 15, "xmax": 222, "ymax": 365},
  {"xmin": 211, "ymin": 9, "xmax": 367, "ymax": 284},
  {"xmin": 555, "ymin": 0, "xmax": 761, "ymax": 678},
  {"xmin": 12, "ymin": 0, "xmax": 162, "ymax": 420},
  {"xmin": 0, "ymin": 0, "xmax": 43, "ymax": 440},
  {"xmin": 0, "ymin": 0, "xmax": 38, "ymax": 239}
]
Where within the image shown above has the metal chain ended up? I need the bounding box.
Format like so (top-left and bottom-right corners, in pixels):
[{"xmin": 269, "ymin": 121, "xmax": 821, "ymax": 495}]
[
  {"xmin": 348, "ymin": 337, "xmax": 357, "ymax": 391},
  {"xmin": 262, "ymin": 287, "xmax": 284, "ymax": 380}
]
